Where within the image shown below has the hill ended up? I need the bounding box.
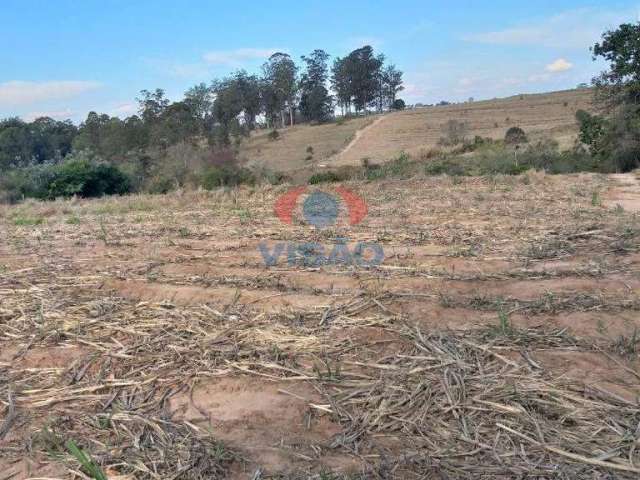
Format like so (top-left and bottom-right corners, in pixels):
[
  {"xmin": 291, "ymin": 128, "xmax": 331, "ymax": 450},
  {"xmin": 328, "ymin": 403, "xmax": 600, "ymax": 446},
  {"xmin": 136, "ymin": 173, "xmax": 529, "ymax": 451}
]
[
  {"xmin": 239, "ymin": 88, "xmax": 595, "ymax": 173},
  {"xmin": 238, "ymin": 115, "xmax": 376, "ymax": 173}
]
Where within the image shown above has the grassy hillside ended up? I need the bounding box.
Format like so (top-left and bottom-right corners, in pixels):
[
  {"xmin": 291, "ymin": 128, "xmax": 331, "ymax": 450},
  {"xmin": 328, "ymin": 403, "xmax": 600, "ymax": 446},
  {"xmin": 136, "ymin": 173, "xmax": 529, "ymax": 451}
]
[
  {"xmin": 239, "ymin": 89, "xmax": 595, "ymax": 174},
  {"xmin": 238, "ymin": 115, "xmax": 375, "ymax": 173},
  {"xmin": 330, "ymin": 88, "xmax": 595, "ymax": 166}
]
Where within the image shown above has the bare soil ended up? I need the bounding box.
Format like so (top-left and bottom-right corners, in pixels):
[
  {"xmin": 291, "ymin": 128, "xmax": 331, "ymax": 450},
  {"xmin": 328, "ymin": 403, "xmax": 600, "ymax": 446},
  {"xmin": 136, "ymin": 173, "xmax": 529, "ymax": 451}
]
[{"xmin": 1, "ymin": 171, "xmax": 639, "ymax": 479}]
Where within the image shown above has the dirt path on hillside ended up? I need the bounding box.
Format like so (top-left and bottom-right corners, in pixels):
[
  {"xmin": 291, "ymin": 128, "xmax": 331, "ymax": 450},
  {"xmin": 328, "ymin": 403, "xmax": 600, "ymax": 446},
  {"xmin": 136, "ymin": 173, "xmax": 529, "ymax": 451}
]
[
  {"xmin": 606, "ymin": 172, "xmax": 640, "ymax": 212},
  {"xmin": 328, "ymin": 115, "xmax": 387, "ymax": 166}
]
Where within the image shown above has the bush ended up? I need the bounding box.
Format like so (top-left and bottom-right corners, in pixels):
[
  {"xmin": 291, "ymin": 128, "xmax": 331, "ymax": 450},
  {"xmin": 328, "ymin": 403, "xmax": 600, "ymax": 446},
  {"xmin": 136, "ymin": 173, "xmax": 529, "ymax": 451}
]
[
  {"xmin": 454, "ymin": 136, "xmax": 496, "ymax": 154},
  {"xmin": 0, "ymin": 155, "xmax": 131, "ymax": 202},
  {"xmin": 392, "ymin": 99, "xmax": 406, "ymax": 110},
  {"xmin": 439, "ymin": 120, "xmax": 469, "ymax": 146},
  {"xmin": 267, "ymin": 129, "xmax": 280, "ymax": 141},
  {"xmin": 505, "ymin": 126, "xmax": 528, "ymax": 145},
  {"xmin": 424, "ymin": 158, "xmax": 468, "ymax": 176},
  {"xmin": 147, "ymin": 176, "xmax": 175, "ymax": 194},
  {"xmin": 0, "ymin": 165, "xmax": 53, "ymax": 203},
  {"xmin": 44, "ymin": 159, "xmax": 131, "ymax": 199},
  {"xmin": 576, "ymin": 110, "xmax": 608, "ymax": 155},
  {"xmin": 199, "ymin": 165, "xmax": 255, "ymax": 189},
  {"xmin": 308, "ymin": 171, "xmax": 345, "ymax": 184},
  {"xmin": 366, "ymin": 152, "xmax": 412, "ymax": 180}
]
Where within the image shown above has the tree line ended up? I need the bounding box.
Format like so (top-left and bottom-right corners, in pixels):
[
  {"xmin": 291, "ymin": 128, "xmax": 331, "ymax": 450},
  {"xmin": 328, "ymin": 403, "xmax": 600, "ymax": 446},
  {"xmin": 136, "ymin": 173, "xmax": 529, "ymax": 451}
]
[{"xmin": 0, "ymin": 45, "xmax": 403, "ymax": 170}]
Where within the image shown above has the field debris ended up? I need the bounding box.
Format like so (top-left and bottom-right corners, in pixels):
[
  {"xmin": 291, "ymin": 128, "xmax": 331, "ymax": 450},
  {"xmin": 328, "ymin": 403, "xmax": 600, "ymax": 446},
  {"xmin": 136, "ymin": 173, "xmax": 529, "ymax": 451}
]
[{"xmin": 1, "ymin": 173, "xmax": 640, "ymax": 478}]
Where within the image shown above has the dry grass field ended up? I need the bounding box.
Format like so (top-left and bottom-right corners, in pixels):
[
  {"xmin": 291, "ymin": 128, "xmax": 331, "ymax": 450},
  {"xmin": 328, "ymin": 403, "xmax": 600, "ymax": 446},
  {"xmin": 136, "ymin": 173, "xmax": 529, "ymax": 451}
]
[
  {"xmin": 239, "ymin": 116, "xmax": 376, "ymax": 174},
  {"xmin": 1, "ymin": 170, "xmax": 640, "ymax": 479},
  {"xmin": 329, "ymin": 89, "xmax": 595, "ymax": 167},
  {"xmin": 237, "ymin": 88, "xmax": 592, "ymax": 174}
]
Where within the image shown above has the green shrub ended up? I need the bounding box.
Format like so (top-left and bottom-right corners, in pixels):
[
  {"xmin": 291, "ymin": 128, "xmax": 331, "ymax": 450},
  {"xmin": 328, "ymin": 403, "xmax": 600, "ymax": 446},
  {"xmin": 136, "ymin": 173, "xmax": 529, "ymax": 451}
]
[
  {"xmin": 199, "ymin": 165, "xmax": 255, "ymax": 189},
  {"xmin": 148, "ymin": 176, "xmax": 175, "ymax": 194},
  {"xmin": 392, "ymin": 99, "xmax": 406, "ymax": 110},
  {"xmin": 308, "ymin": 171, "xmax": 345, "ymax": 184},
  {"xmin": 44, "ymin": 159, "xmax": 131, "ymax": 199},
  {"xmin": 366, "ymin": 152, "xmax": 412, "ymax": 180},
  {"xmin": 424, "ymin": 158, "xmax": 468, "ymax": 176},
  {"xmin": 0, "ymin": 156, "xmax": 131, "ymax": 202},
  {"xmin": 454, "ymin": 136, "xmax": 496, "ymax": 154},
  {"xmin": 0, "ymin": 166, "xmax": 52, "ymax": 203},
  {"xmin": 505, "ymin": 126, "xmax": 528, "ymax": 145},
  {"xmin": 12, "ymin": 215, "xmax": 44, "ymax": 226},
  {"xmin": 264, "ymin": 171, "xmax": 290, "ymax": 185}
]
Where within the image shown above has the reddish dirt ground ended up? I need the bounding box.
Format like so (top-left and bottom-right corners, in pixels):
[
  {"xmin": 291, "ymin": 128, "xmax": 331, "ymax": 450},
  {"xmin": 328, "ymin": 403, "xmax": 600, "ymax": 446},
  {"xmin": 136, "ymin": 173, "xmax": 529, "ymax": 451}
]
[{"xmin": 1, "ymin": 172, "xmax": 639, "ymax": 478}]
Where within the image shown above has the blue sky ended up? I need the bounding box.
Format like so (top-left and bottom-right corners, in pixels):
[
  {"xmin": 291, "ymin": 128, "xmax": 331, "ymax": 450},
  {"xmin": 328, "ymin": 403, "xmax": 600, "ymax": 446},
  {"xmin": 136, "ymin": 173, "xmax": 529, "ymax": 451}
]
[{"xmin": 1, "ymin": 0, "xmax": 639, "ymax": 122}]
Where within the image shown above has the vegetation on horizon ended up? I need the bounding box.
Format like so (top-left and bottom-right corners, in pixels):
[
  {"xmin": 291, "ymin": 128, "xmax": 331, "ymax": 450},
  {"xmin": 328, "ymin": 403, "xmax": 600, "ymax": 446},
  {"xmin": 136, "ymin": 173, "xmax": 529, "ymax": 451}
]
[{"xmin": 3, "ymin": 20, "xmax": 640, "ymax": 203}]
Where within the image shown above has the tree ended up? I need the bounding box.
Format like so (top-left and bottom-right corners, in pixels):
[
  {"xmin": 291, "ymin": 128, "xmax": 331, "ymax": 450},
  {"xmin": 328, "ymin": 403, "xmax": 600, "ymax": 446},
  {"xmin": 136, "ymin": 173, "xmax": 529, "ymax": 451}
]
[
  {"xmin": 592, "ymin": 22, "xmax": 640, "ymax": 106},
  {"xmin": 589, "ymin": 22, "xmax": 640, "ymax": 171},
  {"xmin": 212, "ymin": 77, "xmax": 244, "ymax": 145},
  {"xmin": 299, "ymin": 49, "xmax": 333, "ymax": 122},
  {"xmin": 0, "ymin": 118, "xmax": 33, "ymax": 169},
  {"xmin": 262, "ymin": 53, "xmax": 298, "ymax": 127},
  {"xmin": 157, "ymin": 101, "xmax": 200, "ymax": 145},
  {"xmin": 381, "ymin": 64, "xmax": 404, "ymax": 109},
  {"xmin": 259, "ymin": 78, "xmax": 281, "ymax": 128},
  {"xmin": 331, "ymin": 57, "xmax": 352, "ymax": 115},
  {"xmin": 233, "ymin": 71, "xmax": 262, "ymax": 130},
  {"xmin": 343, "ymin": 46, "xmax": 383, "ymax": 114},
  {"xmin": 137, "ymin": 89, "xmax": 170, "ymax": 122},
  {"xmin": 505, "ymin": 126, "xmax": 528, "ymax": 145},
  {"xmin": 576, "ymin": 110, "xmax": 607, "ymax": 155},
  {"xmin": 184, "ymin": 83, "xmax": 214, "ymax": 136}
]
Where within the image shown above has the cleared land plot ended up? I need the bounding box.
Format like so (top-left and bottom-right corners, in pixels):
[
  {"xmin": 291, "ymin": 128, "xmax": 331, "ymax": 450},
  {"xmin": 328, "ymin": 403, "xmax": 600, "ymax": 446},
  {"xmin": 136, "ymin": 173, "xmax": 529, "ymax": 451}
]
[{"xmin": 1, "ymin": 171, "xmax": 640, "ymax": 479}]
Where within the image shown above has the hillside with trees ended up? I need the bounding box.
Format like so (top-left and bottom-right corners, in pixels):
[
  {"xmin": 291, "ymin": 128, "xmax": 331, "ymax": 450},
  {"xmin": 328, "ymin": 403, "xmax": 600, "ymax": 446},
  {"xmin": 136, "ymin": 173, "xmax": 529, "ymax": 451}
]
[{"xmin": 0, "ymin": 45, "xmax": 404, "ymax": 201}]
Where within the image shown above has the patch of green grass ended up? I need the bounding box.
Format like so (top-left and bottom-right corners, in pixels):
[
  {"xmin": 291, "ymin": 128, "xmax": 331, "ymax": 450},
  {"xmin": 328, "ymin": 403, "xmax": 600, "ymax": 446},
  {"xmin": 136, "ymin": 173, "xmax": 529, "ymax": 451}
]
[
  {"xmin": 498, "ymin": 311, "xmax": 512, "ymax": 334},
  {"xmin": 12, "ymin": 215, "xmax": 44, "ymax": 226},
  {"xmin": 231, "ymin": 208, "xmax": 252, "ymax": 223},
  {"xmin": 66, "ymin": 215, "xmax": 81, "ymax": 225},
  {"xmin": 66, "ymin": 440, "xmax": 108, "ymax": 480},
  {"xmin": 93, "ymin": 199, "xmax": 154, "ymax": 216}
]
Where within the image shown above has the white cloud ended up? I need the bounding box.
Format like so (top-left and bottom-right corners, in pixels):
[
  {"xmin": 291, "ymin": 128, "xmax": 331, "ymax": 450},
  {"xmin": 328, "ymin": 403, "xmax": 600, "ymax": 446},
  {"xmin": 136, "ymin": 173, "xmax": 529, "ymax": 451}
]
[
  {"xmin": 202, "ymin": 48, "xmax": 285, "ymax": 65},
  {"xmin": 464, "ymin": 7, "xmax": 635, "ymax": 49},
  {"xmin": 111, "ymin": 102, "xmax": 138, "ymax": 117},
  {"xmin": 0, "ymin": 81, "xmax": 101, "ymax": 107},
  {"xmin": 23, "ymin": 109, "xmax": 74, "ymax": 121},
  {"xmin": 545, "ymin": 58, "xmax": 573, "ymax": 73}
]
